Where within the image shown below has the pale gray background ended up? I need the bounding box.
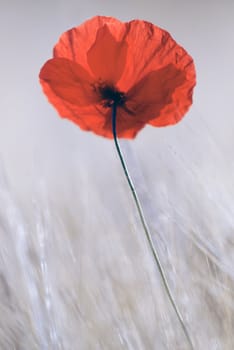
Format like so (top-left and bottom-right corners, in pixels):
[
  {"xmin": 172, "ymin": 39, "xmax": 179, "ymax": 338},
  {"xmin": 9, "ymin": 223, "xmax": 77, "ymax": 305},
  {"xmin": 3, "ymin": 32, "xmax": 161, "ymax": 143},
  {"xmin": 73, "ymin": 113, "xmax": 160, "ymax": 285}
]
[{"xmin": 0, "ymin": 1, "xmax": 234, "ymax": 349}]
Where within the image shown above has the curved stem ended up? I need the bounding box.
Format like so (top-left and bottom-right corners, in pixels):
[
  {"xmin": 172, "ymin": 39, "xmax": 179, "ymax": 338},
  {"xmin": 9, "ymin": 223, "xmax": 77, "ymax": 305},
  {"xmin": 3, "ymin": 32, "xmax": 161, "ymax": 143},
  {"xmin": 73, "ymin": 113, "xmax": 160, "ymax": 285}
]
[{"xmin": 112, "ymin": 103, "xmax": 194, "ymax": 350}]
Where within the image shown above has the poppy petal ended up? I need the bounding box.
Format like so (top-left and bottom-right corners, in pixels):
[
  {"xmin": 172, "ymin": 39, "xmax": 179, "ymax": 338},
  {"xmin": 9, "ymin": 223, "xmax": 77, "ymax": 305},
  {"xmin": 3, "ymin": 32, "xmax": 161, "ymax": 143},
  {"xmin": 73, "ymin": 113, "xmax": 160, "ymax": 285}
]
[
  {"xmin": 148, "ymin": 61, "xmax": 195, "ymax": 126},
  {"xmin": 125, "ymin": 64, "xmax": 187, "ymax": 125},
  {"xmin": 39, "ymin": 78, "xmax": 112, "ymax": 135},
  {"xmin": 99, "ymin": 107, "xmax": 145, "ymax": 139},
  {"xmin": 66, "ymin": 105, "xmax": 145, "ymax": 139},
  {"xmin": 53, "ymin": 16, "xmax": 127, "ymax": 75},
  {"xmin": 39, "ymin": 57, "xmax": 98, "ymax": 106},
  {"xmin": 117, "ymin": 19, "xmax": 196, "ymax": 95},
  {"xmin": 39, "ymin": 80, "xmax": 91, "ymax": 130},
  {"xmin": 87, "ymin": 25, "xmax": 128, "ymax": 84}
]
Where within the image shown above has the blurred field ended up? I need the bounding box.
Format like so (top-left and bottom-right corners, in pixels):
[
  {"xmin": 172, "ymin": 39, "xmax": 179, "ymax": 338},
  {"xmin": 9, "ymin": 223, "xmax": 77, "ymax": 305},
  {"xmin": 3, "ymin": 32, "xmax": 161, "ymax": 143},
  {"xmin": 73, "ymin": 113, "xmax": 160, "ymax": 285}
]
[{"xmin": 0, "ymin": 120, "xmax": 234, "ymax": 349}]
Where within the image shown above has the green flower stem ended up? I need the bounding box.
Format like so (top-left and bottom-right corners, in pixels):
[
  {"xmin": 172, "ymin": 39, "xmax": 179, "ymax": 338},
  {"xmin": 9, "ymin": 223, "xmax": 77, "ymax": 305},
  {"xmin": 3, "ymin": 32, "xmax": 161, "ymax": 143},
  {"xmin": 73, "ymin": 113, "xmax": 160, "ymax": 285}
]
[{"xmin": 111, "ymin": 102, "xmax": 194, "ymax": 350}]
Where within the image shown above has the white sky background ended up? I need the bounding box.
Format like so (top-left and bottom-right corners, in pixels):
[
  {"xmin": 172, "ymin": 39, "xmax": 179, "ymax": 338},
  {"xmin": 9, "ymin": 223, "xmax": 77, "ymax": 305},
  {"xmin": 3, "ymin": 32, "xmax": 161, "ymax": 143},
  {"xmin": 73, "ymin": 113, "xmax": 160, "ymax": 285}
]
[{"xmin": 0, "ymin": 1, "xmax": 234, "ymax": 349}]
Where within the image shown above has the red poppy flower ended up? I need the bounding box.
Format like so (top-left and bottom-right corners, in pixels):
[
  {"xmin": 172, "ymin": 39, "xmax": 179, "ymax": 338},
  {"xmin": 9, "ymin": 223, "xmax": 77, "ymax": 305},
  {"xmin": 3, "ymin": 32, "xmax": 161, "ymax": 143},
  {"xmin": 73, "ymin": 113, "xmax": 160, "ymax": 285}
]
[{"xmin": 39, "ymin": 16, "xmax": 196, "ymax": 139}]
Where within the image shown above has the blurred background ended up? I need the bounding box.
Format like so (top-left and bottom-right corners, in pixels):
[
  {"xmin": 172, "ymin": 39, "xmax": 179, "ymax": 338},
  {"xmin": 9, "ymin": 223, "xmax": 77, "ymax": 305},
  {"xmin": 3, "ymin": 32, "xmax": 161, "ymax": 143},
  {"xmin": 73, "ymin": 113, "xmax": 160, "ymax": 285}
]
[{"xmin": 0, "ymin": 0, "xmax": 234, "ymax": 349}]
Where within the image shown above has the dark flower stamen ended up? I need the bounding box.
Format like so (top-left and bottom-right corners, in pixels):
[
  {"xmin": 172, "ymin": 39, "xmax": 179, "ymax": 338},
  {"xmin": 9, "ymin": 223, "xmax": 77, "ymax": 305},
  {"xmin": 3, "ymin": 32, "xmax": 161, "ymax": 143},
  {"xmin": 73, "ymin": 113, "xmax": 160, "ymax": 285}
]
[{"xmin": 96, "ymin": 84, "xmax": 126, "ymax": 108}]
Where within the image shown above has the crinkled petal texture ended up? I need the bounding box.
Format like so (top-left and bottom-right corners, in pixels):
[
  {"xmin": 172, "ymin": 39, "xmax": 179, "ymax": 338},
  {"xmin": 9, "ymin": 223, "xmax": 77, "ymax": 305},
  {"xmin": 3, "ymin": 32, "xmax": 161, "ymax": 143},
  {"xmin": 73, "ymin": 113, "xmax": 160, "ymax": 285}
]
[{"xmin": 39, "ymin": 16, "xmax": 196, "ymax": 139}]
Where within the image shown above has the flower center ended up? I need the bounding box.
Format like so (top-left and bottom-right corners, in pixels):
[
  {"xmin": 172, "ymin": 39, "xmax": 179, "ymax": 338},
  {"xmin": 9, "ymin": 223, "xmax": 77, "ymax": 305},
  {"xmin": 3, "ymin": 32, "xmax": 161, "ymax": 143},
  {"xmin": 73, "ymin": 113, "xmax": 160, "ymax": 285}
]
[{"xmin": 95, "ymin": 83, "xmax": 126, "ymax": 108}]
